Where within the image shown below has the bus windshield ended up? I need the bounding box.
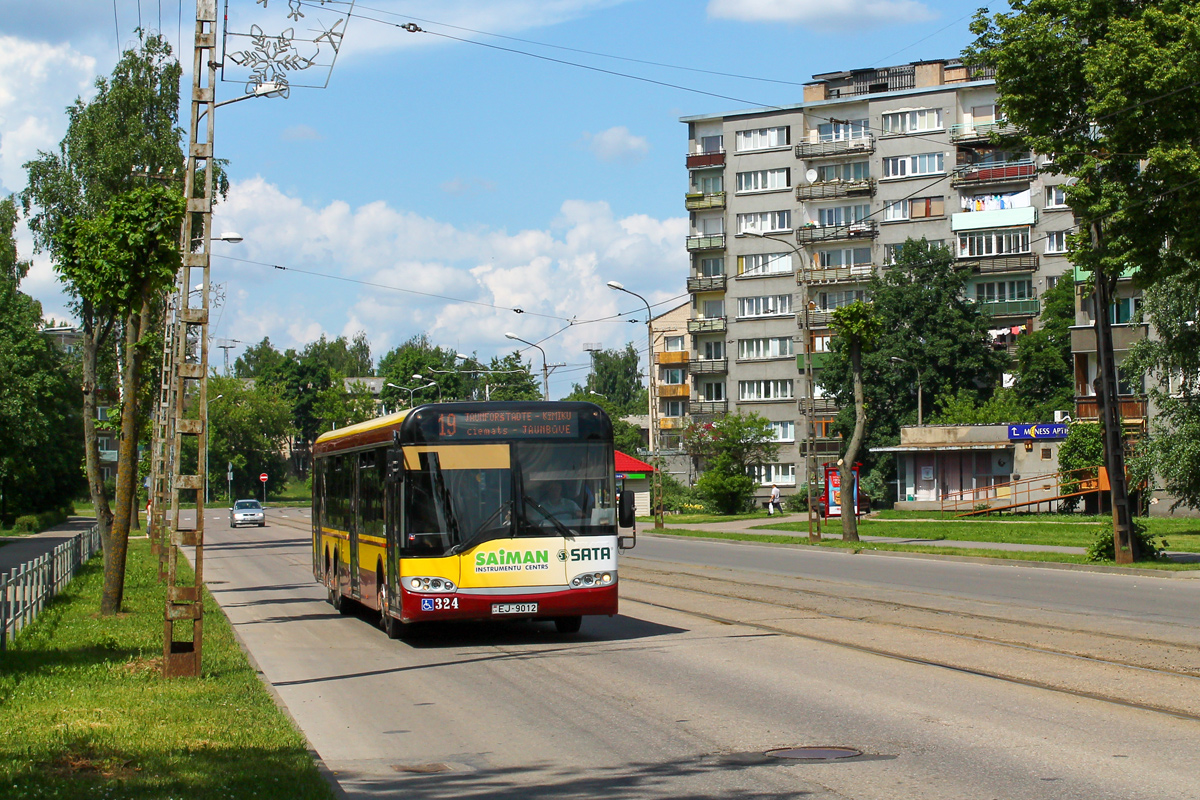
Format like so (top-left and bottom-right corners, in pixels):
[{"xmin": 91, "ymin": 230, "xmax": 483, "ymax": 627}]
[{"xmin": 402, "ymin": 441, "xmax": 616, "ymax": 557}]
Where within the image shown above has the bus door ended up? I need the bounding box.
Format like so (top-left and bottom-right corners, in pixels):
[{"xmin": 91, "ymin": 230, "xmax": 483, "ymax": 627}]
[
  {"xmin": 349, "ymin": 455, "xmax": 361, "ymax": 598},
  {"xmin": 384, "ymin": 447, "xmax": 402, "ymax": 608}
]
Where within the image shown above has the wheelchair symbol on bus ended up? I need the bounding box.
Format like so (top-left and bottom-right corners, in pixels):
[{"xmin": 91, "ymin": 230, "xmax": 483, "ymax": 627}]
[{"xmin": 421, "ymin": 598, "xmax": 435, "ymax": 611}]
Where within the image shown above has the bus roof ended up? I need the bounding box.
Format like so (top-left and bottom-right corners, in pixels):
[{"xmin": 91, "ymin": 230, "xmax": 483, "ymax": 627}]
[{"xmin": 314, "ymin": 408, "xmax": 412, "ymax": 449}]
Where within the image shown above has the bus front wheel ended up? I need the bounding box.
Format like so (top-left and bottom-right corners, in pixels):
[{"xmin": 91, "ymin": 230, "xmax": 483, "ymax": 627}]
[
  {"xmin": 379, "ymin": 585, "xmax": 401, "ymax": 640},
  {"xmin": 554, "ymin": 616, "xmax": 582, "ymax": 634}
]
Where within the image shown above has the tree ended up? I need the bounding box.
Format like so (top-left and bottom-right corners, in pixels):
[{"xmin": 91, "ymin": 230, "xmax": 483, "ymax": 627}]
[
  {"xmin": 682, "ymin": 411, "xmax": 779, "ymax": 514},
  {"xmin": 575, "ymin": 344, "xmax": 645, "ymax": 413},
  {"xmin": 233, "ymin": 337, "xmax": 292, "ymax": 381},
  {"xmin": 929, "ymin": 387, "xmax": 1031, "ymax": 426},
  {"xmin": 207, "ymin": 376, "xmax": 295, "ymax": 500},
  {"xmin": 482, "ymin": 352, "xmax": 541, "ymax": 402},
  {"xmin": 561, "ymin": 388, "xmax": 643, "ymax": 454},
  {"xmin": 1013, "ymin": 278, "xmax": 1076, "ymax": 421},
  {"xmin": 313, "ymin": 376, "xmax": 381, "ymax": 433},
  {"xmin": 378, "ymin": 334, "xmax": 463, "ymax": 408},
  {"xmin": 1125, "ymin": 272, "xmax": 1200, "ymax": 511},
  {"xmin": 0, "ymin": 197, "xmax": 84, "ymax": 518},
  {"xmin": 829, "ymin": 301, "xmax": 881, "ymax": 541},
  {"xmin": 968, "ymin": 2, "xmax": 1200, "ymax": 559}
]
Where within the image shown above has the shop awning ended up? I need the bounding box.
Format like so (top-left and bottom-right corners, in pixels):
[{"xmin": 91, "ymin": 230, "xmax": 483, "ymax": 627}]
[{"xmin": 870, "ymin": 443, "xmax": 1013, "ymax": 453}]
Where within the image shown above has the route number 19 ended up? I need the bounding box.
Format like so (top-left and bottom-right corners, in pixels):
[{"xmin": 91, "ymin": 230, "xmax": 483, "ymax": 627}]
[{"xmin": 439, "ymin": 413, "xmax": 457, "ymax": 437}]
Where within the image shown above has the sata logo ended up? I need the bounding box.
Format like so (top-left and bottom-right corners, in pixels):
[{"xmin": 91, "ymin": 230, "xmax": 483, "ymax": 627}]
[
  {"xmin": 569, "ymin": 547, "xmax": 612, "ymax": 562},
  {"xmin": 421, "ymin": 598, "xmax": 435, "ymax": 611}
]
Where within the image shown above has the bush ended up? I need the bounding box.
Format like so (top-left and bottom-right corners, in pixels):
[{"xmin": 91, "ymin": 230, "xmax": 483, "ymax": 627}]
[
  {"xmin": 9, "ymin": 506, "xmax": 70, "ymax": 534},
  {"xmin": 1085, "ymin": 521, "xmax": 1168, "ymax": 562},
  {"xmin": 785, "ymin": 491, "xmax": 810, "ymax": 513},
  {"xmin": 12, "ymin": 515, "xmax": 39, "ymax": 533},
  {"xmin": 695, "ymin": 454, "xmax": 757, "ymax": 514}
]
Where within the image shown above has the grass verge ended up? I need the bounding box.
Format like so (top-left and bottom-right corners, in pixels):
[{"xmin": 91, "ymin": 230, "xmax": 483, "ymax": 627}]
[
  {"xmin": 0, "ymin": 538, "xmax": 335, "ymax": 800},
  {"xmin": 637, "ymin": 510, "xmax": 781, "ymax": 525},
  {"xmin": 650, "ymin": 528, "xmax": 1200, "ymax": 570}
]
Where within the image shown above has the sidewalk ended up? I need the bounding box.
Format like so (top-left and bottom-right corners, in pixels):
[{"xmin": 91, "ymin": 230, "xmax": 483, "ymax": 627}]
[{"xmin": 0, "ymin": 517, "xmax": 99, "ymax": 575}]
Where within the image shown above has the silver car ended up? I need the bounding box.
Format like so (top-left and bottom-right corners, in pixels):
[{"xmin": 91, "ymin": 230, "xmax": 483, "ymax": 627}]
[{"xmin": 230, "ymin": 499, "xmax": 265, "ymax": 527}]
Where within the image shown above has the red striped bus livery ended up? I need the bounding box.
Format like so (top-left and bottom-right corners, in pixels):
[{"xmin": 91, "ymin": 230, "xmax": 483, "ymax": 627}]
[{"xmin": 312, "ymin": 401, "xmax": 636, "ymax": 637}]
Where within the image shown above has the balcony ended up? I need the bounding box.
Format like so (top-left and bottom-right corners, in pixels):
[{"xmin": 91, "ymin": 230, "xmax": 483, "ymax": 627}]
[
  {"xmin": 686, "ymin": 234, "xmax": 725, "ymax": 252},
  {"xmin": 659, "ymin": 416, "xmax": 686, "ymax": 430},
  {"xmin": 799, "ymin": 310, "xmax": 835, "ymax": 328},
  {"xmin": 978, "ymin": 298, "xmax": 1040, "ymax": 317},
  {"xmin": 688, "ymin": 317, "xmax": 727, "ymax": 334},
  {"xmin": 795, "ymin": 179, "xmax": 875, "ymax": 201},
  {"xmin": 948, "ymin": 120, "xmax": 1020, "ymax": 142},
  {"xmin": 800, "ymin": 396, "xmax": 840, "ymax": 414},
  {"xmin": 691, "ymin": 400, "xmax": 728, "ymax": 416},
  {"xmin": 803, "ymin": 264, "xmax": 876, "ymax": 284},
  {"xmin": 686, "ymin": 150, "xmax": 725, "ymax": 169},
  {"xmin": 687, "ymin": 275, "xmax": 727, "ymax": 293},
  {"xmin": 690, "ymin": 358, "xmax": 728, "ymax": 374},
  {"xmin": 950, "ymin": 159, "xmax": 1036, "ymax": 188},
  {"xmin": 960, "ymin": 253, "xmax": 1039, "ymax": 274},
  {"xmin": 655, "ymin": 351, "xmax": 689, "ymax": 366},
  {"xmin": 1074, "ymin": 396, "xmax": 1148, "ymax": 422},
  {"xmin": 795, "ymin": 136, "xmax": 875, "ymax": 160},
  {"xmin": 795, "ymin": 220, "xmax": 878, "ymax": 244},
  {"xmin": 800, "ymin": 437, "xmax": 843, "ymax": 455},
  {"xmin": 685, "ymin": 191, "xmax": 726, "ymax": 210},
  {"xmin": 658, "ymin": 384, "xmax": 690, "ymax": 399}
]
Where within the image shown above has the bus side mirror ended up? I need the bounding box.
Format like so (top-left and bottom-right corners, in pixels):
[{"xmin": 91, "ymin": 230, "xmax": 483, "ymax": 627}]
[
  {"xmin": 618, "ymin": 489, "xmax": 635, "ymax": 529},
  {"xmin": 387, "ymin": 449, "xmax": 404, "ymax": 479}
]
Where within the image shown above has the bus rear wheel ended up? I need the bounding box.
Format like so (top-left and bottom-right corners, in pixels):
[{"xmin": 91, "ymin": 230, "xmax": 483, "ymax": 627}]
[{"xmin": 554, "ymin": 616, "xmax": 582, "ymax": 634}]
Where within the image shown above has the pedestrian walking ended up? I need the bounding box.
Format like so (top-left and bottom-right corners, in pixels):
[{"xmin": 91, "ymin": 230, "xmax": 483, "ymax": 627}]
[{"xmin": 768, "ymin": 483, "xmax": 781, "ymax": 516}]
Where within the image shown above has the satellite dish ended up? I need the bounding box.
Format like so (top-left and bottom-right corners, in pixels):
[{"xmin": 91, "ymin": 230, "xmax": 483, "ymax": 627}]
[{"xmin": 805, "ymin": 169, "xmax": 818, "ymax": 184}]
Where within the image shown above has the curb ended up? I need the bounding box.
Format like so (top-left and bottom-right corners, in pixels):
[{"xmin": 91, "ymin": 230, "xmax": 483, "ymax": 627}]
[{"xmin": 640, "ymin": 531, "xmax": 1200, "ymax": 580}]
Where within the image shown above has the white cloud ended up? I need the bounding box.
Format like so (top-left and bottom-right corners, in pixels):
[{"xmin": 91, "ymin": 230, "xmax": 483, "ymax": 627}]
[
  {"xmin": 208, "ymin": 178, "xmax": 687, "ymax": 390},
  {"xmin": 0, "ymin": 36, "xmax": 96, "ymax": 192},
  {"xmin": 707, "ymin": 0, "xmax": 934, "ymax": 28},
  {"xmin": 583, "ymin": 126, "xmax": 650, "ymax": 164},
  {"xmin": 280, "ymin": 124, "xmax": 323, "ymax": 142}
]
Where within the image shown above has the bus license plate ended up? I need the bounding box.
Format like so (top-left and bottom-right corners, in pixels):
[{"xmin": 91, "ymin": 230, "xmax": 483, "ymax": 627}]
[{"xmin": 492, "ymin": 602, "xmax": 537, "ymax": 615}]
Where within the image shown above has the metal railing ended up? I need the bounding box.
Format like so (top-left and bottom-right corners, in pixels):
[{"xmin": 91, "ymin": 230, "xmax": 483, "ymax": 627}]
[
  {"xmin": 795, "ymin": 136, "xmax": 875, "ymax": 160},
  {"xmin": 796, "ymin": 179, "xmax": 875, "ymax": 201},
  {"xmin": 686, "ymin": 234, "xmax": 726, "ymax": 252},
  {"xmin": 1, "ymin": 524, "xmax": 102, "ymax": 651},
  {"xmin": 948, "ymin": 120, "xmax": 1020, "ymax": 142},
  {"xmin": 685, "ymin": 192, "xmax": 726, "ymax": 210},
  {"xmin": 796, "ymin": 220, "xmax": 878, "ymax": 244},
  {"xmin": 950, "ymin": 159, "xmax": 1036, "ymax": 187}
]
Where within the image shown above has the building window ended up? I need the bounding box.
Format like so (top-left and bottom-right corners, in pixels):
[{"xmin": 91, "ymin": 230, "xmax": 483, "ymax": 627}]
[
  {"xmin": 701, "ymin": 381, "xmax": 725, "ymax": 401},
  {"xmin": 738, "ymin": 252, "xmax": 792, "ymax": 276},
  {"xmin": 810, "ymin": 333, "xmax": 833, "ymax": 353},
  {"xmin": 883, "ymin": 200, "xmax": 908, "ymax": 222},
  {"xmin": 664, "ymin": 335, "xmax": 685, "ymax": 352},
  {"xmin": 816, "ymin": 247, "xmax": 872, "ymax": 268},
  {"xmin": 1045, "ymin": 185, "xmax": 1068, "ymax": 208},
  {"xmin": 749, "ymin": 463, "xmax": 796, "ymax": 486},
  {"xmin": 701, "ymin": 299, "xmax": 725, "ymax": 319},
  {"xmin": 698, "ymin": 256, "xmax": 725, "ymax": 277},
  {"xmin": 698, "ymin": 135, "xmax": 723, "ymax": 154},
  {"xmin": 957, "ymin": 227, "xmax": 1031, "ymax": 257},
  {"xmin": 975, "ymin": 279, "xmax": 1033, "ymax": 303},
  {"xmin": 972, "ymin": 104, "xmax": 997, "ymax": 124},
  {"xmin": 739, "ymin": 380, "xmax": 794, "ymax": 401},
  {"xmin": 1041, "ymin": 447, "xmax": 1052, "ymax": 461},
  {"xmin": 737, "ymin": 294, "xmax": 792, "ymax": 318},
  {"xmin": 1045, "ymin": 231, "xmax": 1068, "ymax": 254},
  {"xmin": 663, "ymin": 400, "xmax": 685, "ymax": 418},
  {"xmin": 1046, "ymin": 275, "xmax": 1059, "ymax": 289},
  {"xmin": 736, "ymin": 168, "xmax": 790, "ymax": 193},
  {"xmin": 736, "ymin": 126, "xmax": 789, "ymax": 152},
  {"xmin": 813, "ymin": 416, "xmax": 837, "ymax": 438},
  {"xmin": 700, "ymin": 339, "xmax": 725, "ymax": 360},
  {"xmin": 816, "ymin": 161, "xmax": 870, "ymax": 182},
  {"xmin": 816, "ymin": 204, "xmax": 870, "ymax": 227},
  {"xmin": 909, "ymin": 196, "xmax": 945, "ymax": 219},
  {"xmin": 661, "ymin": 367, "xmax": 685, "ymax": 384},
  {"xmin": 770, "ymin": 421, "xmax": 795, "ymax": 442},
  {"xmin": 737, "ymin": 210, "xmax": 791, "ymax": 234},
  {"xmin": 691, "ymin": 171, "xmax": 723, "ymax": 194},
  {"xmin": 881, "ymin": 108, "xmax": 943, "ymax": 134},
  {"xmin": 816, "ymin": 119, "xmax": 869, "ymax": 141},
  {"xmin": 738, "ymin": 337, "xmax": 794, "ymax": 360},
  {"xmin": 817, "ymin": 289, "xmax": 866, "ymax": 310},
  {"xmin": 961, "ymin": 189, "xmax": 1030, "ymax": 212},
  {"xmin": 882, "ymin": 152, "xmax": 944, "ymax": 178}
]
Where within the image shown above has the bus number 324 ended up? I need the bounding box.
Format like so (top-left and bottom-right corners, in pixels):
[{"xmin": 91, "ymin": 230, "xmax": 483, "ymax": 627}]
[{"xmin": 421, "ymin": 597, "xmax": 459, "ymax": 611}]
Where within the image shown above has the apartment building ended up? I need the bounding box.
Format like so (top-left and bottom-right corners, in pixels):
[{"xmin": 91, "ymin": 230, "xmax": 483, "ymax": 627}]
[{"xmin": 677, "ymin": 59, "xmax": 1077, "ymax": 499}]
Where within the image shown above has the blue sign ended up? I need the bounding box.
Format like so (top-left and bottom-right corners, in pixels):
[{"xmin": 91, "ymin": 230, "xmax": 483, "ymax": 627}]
[
  {"xmin": 421, "ymin": 598, "xmax": 435, "ymax": 611},
  {"xmin": 1008, "ymin": 423, "xmax": 1068, "ymax": 440}
]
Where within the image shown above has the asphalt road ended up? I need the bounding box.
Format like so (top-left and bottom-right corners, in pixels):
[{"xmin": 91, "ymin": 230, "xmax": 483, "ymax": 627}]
[{"xmin": 191, "ymin": 507, "xmax": 1200, "ymax": 800}]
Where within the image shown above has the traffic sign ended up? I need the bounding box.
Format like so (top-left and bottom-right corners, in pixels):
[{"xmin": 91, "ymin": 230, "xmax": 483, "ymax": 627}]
[{"xmin": 259, "ymin": 473, "xmax": 268, "ymax": 483}]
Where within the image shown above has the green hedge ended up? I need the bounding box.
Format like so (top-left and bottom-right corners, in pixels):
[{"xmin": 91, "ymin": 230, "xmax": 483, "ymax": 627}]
[{"xmin": 9, "ymin": 504, "xmax": 74, "ymax": 533}]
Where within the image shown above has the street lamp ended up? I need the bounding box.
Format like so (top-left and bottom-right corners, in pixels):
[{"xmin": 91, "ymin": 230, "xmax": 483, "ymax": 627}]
[
  {"xmin": 890, "ymin": 357, "xmax": 923, "ymax": 425},
  {"xmin": 606, "ymin": 281, "xmax": 663, "ymax": 530},
  {"xmin": 589, "ymin": 390, "xmax": 607, "ymax": 399},
  {"xmin": 205, "ymin": 394, "xmax": 222, "ymax": 504},
  {"xmin": 411, "ymin": 374, "xmax": 444, "ymax": 402},
  {"xmin": 386, "ymin": 381, "xmax": 434, "ymax": 407},
  {"xmin": 743, "ymin": 231, "xmax": 820, "ymax": 542},
  {"xmin": 504, "ymin": 333, "xmax": 550, "ymax": 401}
]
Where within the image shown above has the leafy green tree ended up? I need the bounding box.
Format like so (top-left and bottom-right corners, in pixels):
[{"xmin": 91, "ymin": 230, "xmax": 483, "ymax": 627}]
[
  {"xmin": 1125, "ymin": 272, "xmax": 1200, "ymax": 511},
  {"xmin": 378, "ymin": 334, "xmax": 464, "ymax": 408},
  {"xmin": 819, "ymin": 239, "xmax": 1008, "ymax": 501},
  {"xmin": 313, "ymin": 376, "xmax": 381, "ymax": 433},
  {"xmin": 1058, "ymin": 422, "xmax": 1105, "ymax": 512},
  {"xmin": 575, "ymin": 344, "xmax": 645, "ymax": 413},
  {"xmin": 233, "ymin": 337, "xmax": 292, "ymax": 381},
  {"xmin": 560, "ymin": 388, "xmax": 643, "ymax": 454},
  {"xmin": 208, "ymin": 376, "xmax": 295, "ymax": 501},
  {"xmin": 929, "ymin": 387, "xmax": 1032, "ymax": 425},
  {"xmin": 968, "ymin": 1, "xmax": 1200, "ymax": 557},
  {"xmin": 682, "ymin": 411, "xmax": 779, "ymax": 515},
  {"xmin": 482, "ymin": 352, "xmax": 541, "ymax": 402},
  {"xmin": 829, "ymin": 300, "xmax": 882, "ymax": 541},
  {"xmin": 1013, "ymin": 278, "xmax": 1076, "ymax": 421},
  {"xmin": 0, "ymin": 197, "xmax": 84, "ymax": 518}
]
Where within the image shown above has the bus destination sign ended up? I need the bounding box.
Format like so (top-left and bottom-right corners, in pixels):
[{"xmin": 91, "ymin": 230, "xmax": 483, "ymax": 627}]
[{"xmin": 436, "ymin": 410, "xmax": 579, "ymax": 439}]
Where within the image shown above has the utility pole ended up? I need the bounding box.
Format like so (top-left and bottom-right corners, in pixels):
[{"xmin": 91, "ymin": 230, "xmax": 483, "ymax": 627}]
[{"xmin": 216, "ymin": 338, "xmax": 240, "ymax": 376}]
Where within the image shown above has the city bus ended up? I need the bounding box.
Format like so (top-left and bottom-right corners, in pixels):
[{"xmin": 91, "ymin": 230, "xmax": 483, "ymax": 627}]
[{"xmin": 312, "ymin": 401, "xmax": 636, "ymax": 637}]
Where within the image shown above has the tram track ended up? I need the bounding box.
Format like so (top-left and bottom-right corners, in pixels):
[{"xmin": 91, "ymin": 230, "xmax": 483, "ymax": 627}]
[{"xmin": 619, "ymin": 560, "xmax": 1200, "ymax": 721}]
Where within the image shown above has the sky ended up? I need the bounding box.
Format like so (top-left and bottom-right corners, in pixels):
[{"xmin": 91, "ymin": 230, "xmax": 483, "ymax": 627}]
[{"xmin": 1, "ymin": 0, "xmax": 982, "ymax": 397}]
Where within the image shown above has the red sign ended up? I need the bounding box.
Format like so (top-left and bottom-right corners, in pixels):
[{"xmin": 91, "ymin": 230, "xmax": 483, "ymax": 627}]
[{"xmin": 259, "ymin": 473, "xmax": 268, "ymax": 483}]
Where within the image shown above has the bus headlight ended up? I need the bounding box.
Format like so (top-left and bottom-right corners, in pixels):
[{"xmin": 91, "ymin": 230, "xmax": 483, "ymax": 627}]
[
  {"xmin": 570, "ymin": 572, "xmax": 615, "ymax": 588},
  {"xmin": 403, "ymin": 577, "xmax": 456, "ymax": 593}
]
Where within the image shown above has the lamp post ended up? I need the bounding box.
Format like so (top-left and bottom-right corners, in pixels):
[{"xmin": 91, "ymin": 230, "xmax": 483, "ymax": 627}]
[
  {"xmin": 743, "ymin": 232, "xmax": 820, "ymax": 541},
  {"xmin": 606, "ymin": 281, "xmax": 663, "ymax": 530},
  {"xmin": 504, "ymin": 333, "xmax": 550, "ymax": 401},
  {"xmin": 589, "ymin": 390, "xmax": 607, "ymax": 400},
  {"xmin": 411, "ymin": 374, "xmax": 444, "ymax": 402},
  {"xmin": 386, "ymin": 381, "xmax": 435, "ymax": 407},
  {"xmin": 890, "ymin": 357, "xmax": 922, "ymax": 425}
]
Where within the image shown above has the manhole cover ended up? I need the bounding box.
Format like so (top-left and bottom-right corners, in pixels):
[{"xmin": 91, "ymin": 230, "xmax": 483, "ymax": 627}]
[
  {"xmin": 766, "ymin": 747, "xmax": 862, "ymax": 761},
  {"xmin": 392, "ymin": 763, "xmax": 452, "ymax": 774}
]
